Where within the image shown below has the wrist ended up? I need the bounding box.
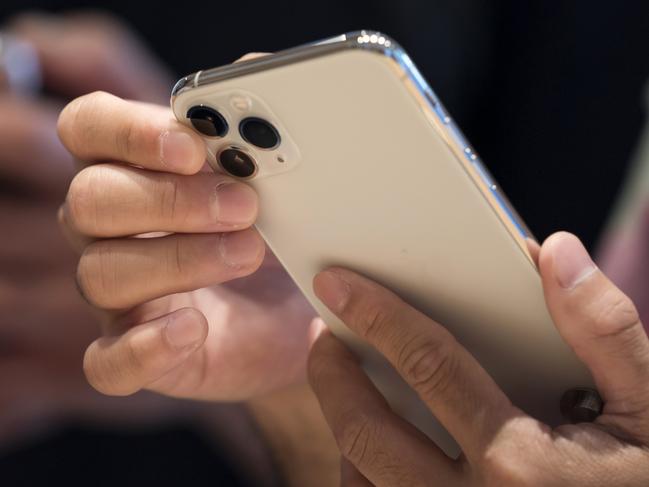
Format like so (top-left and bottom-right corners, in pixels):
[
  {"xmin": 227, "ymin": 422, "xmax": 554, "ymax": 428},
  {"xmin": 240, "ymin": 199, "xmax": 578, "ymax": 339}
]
[{"xmin": 248, "ymin": 382, "xmax": 339, "ymax": 487}]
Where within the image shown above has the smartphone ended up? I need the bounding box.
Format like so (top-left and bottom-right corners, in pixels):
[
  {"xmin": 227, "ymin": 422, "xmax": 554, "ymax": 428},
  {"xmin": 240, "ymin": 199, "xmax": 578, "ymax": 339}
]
[{"xmin": 171, "ymin": 31, "xmax": 596, "ymax": 456}]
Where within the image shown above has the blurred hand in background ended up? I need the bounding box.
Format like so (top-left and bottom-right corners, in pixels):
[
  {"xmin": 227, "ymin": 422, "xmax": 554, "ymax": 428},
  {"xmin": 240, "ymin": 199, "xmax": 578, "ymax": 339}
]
[
  {"xmin": 597, "ymin": 205, "xmax": 649, "ymax": 331},
  {"xmin": 596, "ymin": 84, "xmax": 649, "ymax": 332},
  {"xmin": 0, "ymin": 16, "xmax": 329, "ymax": 484},
  {"xmin": 0, "ymin": 11, "xmax": 198, "ymax": 446}
]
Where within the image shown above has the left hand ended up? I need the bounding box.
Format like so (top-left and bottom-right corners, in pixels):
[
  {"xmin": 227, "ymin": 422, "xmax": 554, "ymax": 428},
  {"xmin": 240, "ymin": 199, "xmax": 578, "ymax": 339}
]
[
  {"xmin": 0, "ymin": 11, "xmax": 188, "ymax": 444},
  {"xmin": 308, "ymin": 232, "xmax": 649, "ymax": 486}
]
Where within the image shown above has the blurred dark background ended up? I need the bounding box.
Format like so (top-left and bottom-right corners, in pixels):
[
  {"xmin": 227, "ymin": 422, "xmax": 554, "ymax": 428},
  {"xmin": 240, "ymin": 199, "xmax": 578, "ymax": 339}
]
[{"xmin": 1, "ymin": 1, "xmax": 648, "ymax": 486}]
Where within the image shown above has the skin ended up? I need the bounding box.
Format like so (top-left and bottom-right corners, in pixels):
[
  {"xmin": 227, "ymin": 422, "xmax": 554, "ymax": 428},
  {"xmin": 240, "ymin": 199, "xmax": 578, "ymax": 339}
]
[
  {"xmin": 54, "ymin": 49, "xmax": 337, "ymax": 485},
  {"xmin": 2, "ymin": 16, "xmax": 283, "ymax": 486},
  {"xmin": 308, "ymin": 233, "xmax": 649, "ymax": 486},
  {"xmin": 56, "ymin": 50, "xmax": 649, "ymax": 485},
  {"xmin": 57, "ymin": 92, "xmax": 318, "ymax": 400},
  {"xmin": 0, "ymin": 11, "xmax": 183, "ymax": 443}
]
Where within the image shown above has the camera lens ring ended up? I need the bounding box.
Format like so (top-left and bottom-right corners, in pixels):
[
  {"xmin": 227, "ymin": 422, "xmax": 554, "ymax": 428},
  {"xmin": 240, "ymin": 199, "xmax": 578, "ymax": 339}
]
[
  {"xmin": 187, "ymin": 105, "xmax": 228, "ymax": 137},
  {"xmin": 239, "ymin": 117, "xmax": 281, "ymax": 150},
  {"xmin": 217, "ymin": 146, "xmax": 258, "ymax": 179}
]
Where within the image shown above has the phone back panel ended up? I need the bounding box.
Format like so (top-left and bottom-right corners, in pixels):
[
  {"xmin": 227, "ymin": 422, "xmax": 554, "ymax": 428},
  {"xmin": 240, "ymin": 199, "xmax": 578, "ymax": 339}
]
[{"xmin": 172, "ymin": 41, "xmax": 593, "ymax": 456}]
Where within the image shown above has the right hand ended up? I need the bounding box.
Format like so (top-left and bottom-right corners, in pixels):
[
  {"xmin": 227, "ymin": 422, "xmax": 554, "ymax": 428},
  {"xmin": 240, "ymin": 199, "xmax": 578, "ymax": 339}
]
[
  {"xmin": 57, "ymin": 90, "xmax": 318, "ymax": 401},
  {"xmin": 308, "ymin": 233, "xmax": 649, "ymax": 486}
]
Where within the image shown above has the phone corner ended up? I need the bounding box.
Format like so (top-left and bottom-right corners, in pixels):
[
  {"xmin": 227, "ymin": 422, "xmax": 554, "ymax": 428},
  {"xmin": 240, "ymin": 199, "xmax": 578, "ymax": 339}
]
[{"xmin": 170, "ymin": 74, "xmax": 195, "ymax": 103}]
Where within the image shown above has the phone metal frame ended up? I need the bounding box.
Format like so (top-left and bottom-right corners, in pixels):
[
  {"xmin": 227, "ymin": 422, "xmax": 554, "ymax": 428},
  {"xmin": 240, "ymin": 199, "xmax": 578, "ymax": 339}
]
[{"xmin": 171, "ymin": 30, "xmax": 536, "ymax": 263}]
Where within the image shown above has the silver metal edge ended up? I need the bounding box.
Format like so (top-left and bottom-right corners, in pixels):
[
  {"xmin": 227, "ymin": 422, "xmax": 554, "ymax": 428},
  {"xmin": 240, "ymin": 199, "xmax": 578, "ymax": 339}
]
[
  {"xmin": 171, "ymin": 30, "xmax": 397, "ymax": 100},
  {"xmin": 170, "ymin": 30, "xmax": 535, "ymax": 248},
  {"xmin": 381, "ymin": 44, "xmax": 535, "ymax": 243}
]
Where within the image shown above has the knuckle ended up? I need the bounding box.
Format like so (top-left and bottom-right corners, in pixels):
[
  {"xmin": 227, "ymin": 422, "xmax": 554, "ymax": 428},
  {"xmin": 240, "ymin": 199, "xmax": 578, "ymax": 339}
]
[
  {"xmin": 57, "ymin": 91, "xmax": 113, "ymax": 154},
  {"xmin": 115, "ymin": 114, "xmax": 139, "ymax": 161},
  {"xmin": 122, "ymin": 337, "xmax": 147, "ymax": 380},
  {"xmin": 591, "ymin": 288, "xmax": 641, "ymax": 338},
  {"xmin": 82, "ymin": 346, "xmax": 109, "ymax": 394},
  {"xmin": 398, "ymin": 334, "xmax": 458, "ymax": 400},
  {"xmin": 220, "ymin": 231, "xmax": 266, "ymax": 277},
  {"xmin": 83, "ymin": 342, "xmax": 140, "ymax": 397},
  {"xmin": 240, "ymin": 232, "xmax": 266, "ymax": 273},
  {"xmin": 357, "ymin": 298, "xmax": 397, "ymax": 342},
  {"xmin": 157, "ymin": 176, "xmax": 181, "ymax": 222},
  {"xmin": 334, "ymin": 411, "xmax": 378, "ymax": 466},
  {"xmin": 482, "ymin": 453, "xmax": 541, "ymax": 487},
  {"xmin": 480, "ymin": 419, "xmax": 550, "ymax": 487},
  {"xmin": 57, "ymin": 99, "xmax": 81, "ymax": 149},
  {"xmin": 66, "ymin": 165, "xmax": 115, "ymax": 236},
  {"xmin": 74, "ymin": 263, "xmax": 94, "ymax": 308},
  {"xmin": 66, "ymin": 167, "xmax": 96, "ymax": 234},
  {"xmin": 77, "ymin": 241, "xmax": 119, "ymax": 309},
  {"xmin": 83, "ymin": 345, "xmax": 122, "ymax": 396},
  {"xmin": 114, "ymin": 107, "xmax": 160, "ymax": 165},
  {"xmin": 167, "ymin": 236, "xmax": 187, "ymax": 279}
]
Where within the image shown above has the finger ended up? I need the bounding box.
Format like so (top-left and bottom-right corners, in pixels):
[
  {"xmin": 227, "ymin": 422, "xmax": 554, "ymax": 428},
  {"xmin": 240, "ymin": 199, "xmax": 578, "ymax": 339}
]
[
  {"xmin": 83, "ymin": 307, "xmax": 208, "ymax": 396},
  {"xmin": 525, "ymin": 237, "xmax": 541, "ymax": 268},
  {"xmin": 8, "ymin": 12, "xmax": 172, "ymax": 103},
  {"xmin": 308, "ymin": 327, "xmax": 461, "ymax": 486},
  {"xmin": 539, "ymin": 232, "xmax": 649, "ymax": 410},
  {"xmin": 77, "ymin": 230, "xmax": 265, "ymax": 310},
  {"xmin": 340, "ymin": 458, "xmax": 374, "ymax": 487},
  {"xmin": 63, "ymin": 164, "xmax": 257, "ymax": 238},
  {"xmin": 313, "ymin": 269, "xmax": 520, "ymax": 460},
  {"xmin": 57, "ymin": 204, "xmax": 93, "ymax": 254},
  {"xmin": 57, "ymin": 91, "xmax": 206, "ymax": 174},
  {"xmin": 0, "ymin": 94, "xmax": 74, "ymax": 196},
  {"xmin": 235, "ymin": 52, "xmax": 270, "ymax": 62}
]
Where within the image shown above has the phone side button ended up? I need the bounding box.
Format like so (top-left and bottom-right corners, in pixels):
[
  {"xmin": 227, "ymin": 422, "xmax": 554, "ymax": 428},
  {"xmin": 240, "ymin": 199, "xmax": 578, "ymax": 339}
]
[
  {"xmin": 435, "ymin": 105, "xmax": 451, "ymax": 124},
  {"xmin": 426, "ymin": 91, "xmax": 451, "ymax": 124}
]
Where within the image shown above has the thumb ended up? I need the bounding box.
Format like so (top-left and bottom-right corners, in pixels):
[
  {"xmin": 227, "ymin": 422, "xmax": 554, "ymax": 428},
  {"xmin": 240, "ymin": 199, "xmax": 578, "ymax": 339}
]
[
  {"xmin": 7, "ymin": 11, "xmax": 173, "ymax": 103},
  {"xmin": 539, "ymin": 232, "xmax": 649, "ymax": 410}
]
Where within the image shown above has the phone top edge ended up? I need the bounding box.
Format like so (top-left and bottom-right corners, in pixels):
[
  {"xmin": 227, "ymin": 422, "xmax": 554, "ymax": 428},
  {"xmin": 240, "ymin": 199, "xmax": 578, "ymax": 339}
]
[
  {"xmin": 171, "ymin": 30, "xmax": 399, "ymax": 99},
  {"xmin": 170, "ymin": 29, "xmax": 537, "ymax": 256}
]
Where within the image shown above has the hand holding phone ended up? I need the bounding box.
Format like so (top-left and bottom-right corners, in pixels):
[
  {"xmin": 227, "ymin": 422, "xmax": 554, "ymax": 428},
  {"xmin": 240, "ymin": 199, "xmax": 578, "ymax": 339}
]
[
  {"xmin": 57, "ymin": 90, "xmax": 318, "ymax": 401},
  {"xmin": 308, "ymin": 234, "xmax": 649, "ymax": 485},
  {"xmin": 171, "ymin": 31, "xmax": 597, "ymax": 455}
]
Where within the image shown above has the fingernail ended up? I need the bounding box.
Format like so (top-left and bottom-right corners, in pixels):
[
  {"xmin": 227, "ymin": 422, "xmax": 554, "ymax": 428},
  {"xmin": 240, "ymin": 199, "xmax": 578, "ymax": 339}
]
[
  {"xmin": 313, "ymin": 271, "xmax": 351, "ymax": 314},
  {"xmin": 160, "ymin": 131, "xmax": 197, "ymax": 169},
  {"xmin": 213, "ymin": 181, "xmax": 258, "ymax": 225},
  {"xmin": 552, "ymin": 234, "xmax": 598, "ymax": 289},
  {"xmin": 164, "ymin": 310, "xmax": 204, "ymax": 350},
  {"xmin": 219, "ymin": 231, "xmax": 262, "ymax": 268}
]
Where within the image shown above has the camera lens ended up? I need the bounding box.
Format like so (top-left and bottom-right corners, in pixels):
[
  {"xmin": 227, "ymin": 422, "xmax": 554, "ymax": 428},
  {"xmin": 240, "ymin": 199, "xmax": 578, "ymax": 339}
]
[
  {"xmin": 218, "ymin": 147, "xmax": 257, "ymax": 179},
  {"xmin": 187, "ymin": 105, "xmax": 228, "ymax": 137},
  {"xmin": 239, "ymin": 117, "xmax": 280, "ymax": 149}
]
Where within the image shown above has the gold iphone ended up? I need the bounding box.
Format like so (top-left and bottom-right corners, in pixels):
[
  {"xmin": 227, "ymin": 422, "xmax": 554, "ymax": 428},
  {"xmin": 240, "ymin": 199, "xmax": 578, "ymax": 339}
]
[{"xmin": 171, "ymin": 31, "xmax": 596, "ymax": 456}]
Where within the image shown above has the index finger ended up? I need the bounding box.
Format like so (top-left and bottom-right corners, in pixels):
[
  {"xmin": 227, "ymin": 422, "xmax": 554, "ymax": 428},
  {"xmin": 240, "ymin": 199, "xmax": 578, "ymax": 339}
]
[
  {"xmin": 57, "ymin": 91, "xmax": 206, "ymax": 174},
  {"xmin": 313, "ymin": 268, "xmax": 523, "ymax": 461}
]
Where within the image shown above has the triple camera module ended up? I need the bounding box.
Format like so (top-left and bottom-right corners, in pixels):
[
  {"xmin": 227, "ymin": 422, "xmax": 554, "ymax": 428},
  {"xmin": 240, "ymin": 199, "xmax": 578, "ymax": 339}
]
[{"xmin": 187, "ymin": 105, "xmax": 281, "ymax": 179}]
